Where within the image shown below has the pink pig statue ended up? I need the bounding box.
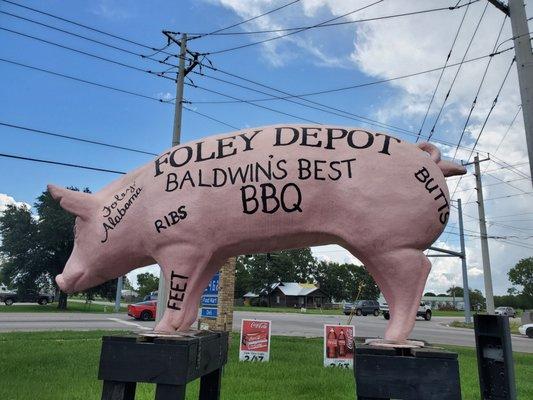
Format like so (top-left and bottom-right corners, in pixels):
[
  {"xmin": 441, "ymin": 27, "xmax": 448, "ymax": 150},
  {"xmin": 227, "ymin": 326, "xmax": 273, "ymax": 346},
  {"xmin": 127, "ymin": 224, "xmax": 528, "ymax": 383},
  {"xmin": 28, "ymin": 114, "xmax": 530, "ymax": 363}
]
[{"xmin": 48, "ymin": 125, "xmax": 465, "ymax": 342}]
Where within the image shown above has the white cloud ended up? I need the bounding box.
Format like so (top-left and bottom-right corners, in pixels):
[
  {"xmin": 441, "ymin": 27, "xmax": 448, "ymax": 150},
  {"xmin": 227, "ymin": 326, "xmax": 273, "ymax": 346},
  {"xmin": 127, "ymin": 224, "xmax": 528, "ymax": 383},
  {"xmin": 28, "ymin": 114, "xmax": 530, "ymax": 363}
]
[
  {"xmin": 91, "ymin": 0, "xmax": 133, "ymax": 20},
  {"xmin": 204, "ymin": 0, "xmax": 533, "ymax": 296},
  {"xmin": 156, "ymin": 92, "xmax": 174, "ymax": 102},
  {"xmin": 0, "ymin": 193, "xmax": 30, "ymax": 214}
]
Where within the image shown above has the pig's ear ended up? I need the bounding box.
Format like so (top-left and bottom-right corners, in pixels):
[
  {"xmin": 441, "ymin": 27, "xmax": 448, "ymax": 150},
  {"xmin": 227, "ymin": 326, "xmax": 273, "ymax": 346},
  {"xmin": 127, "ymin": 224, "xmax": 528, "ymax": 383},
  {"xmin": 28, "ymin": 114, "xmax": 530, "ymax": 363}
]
[{"xmin": 47, "ymin": 184, "xmax": 97, "ymax": 220}]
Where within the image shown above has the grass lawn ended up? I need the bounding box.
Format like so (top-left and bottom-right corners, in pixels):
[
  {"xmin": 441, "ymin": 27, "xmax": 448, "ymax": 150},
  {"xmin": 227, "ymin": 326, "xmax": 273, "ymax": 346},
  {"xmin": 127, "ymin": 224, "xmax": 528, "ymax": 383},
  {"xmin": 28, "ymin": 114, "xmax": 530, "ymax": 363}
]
[
  {"xmin": 449, "ymin": 320, "xmax": 522, "ymax": 335},
  {"xmin": 0, "ymin": 331, "xmax": 531, "ymax": 400},
  {"xmin": 0, "ymin": 301, "xmax": 127, "ymax": 313}
]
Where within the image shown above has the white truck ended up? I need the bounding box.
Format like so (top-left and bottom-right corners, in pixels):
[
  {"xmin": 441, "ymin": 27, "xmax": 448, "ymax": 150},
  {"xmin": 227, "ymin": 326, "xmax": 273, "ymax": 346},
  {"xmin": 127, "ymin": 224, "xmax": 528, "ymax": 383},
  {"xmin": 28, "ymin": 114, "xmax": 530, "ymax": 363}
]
[{"xmin": 380, "ymin": 302, "xmax": 432, "ymax": 321}]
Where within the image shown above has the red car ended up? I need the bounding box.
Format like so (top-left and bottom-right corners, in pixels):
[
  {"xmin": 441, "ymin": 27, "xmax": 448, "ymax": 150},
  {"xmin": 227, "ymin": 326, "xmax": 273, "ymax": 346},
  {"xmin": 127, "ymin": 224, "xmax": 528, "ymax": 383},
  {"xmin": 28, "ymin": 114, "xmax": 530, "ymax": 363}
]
[{"xmin": 127, "ymin": 300, "xmax": 157, "ymax": 321}]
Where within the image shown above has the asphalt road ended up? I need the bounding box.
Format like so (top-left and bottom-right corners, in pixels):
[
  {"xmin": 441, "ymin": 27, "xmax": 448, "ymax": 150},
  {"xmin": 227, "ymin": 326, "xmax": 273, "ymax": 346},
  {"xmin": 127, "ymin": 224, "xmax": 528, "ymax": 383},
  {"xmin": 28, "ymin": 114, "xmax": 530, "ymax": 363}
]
[{"xmin": 0, "ymin": 308, "xmax": 531, "ymax": 353}]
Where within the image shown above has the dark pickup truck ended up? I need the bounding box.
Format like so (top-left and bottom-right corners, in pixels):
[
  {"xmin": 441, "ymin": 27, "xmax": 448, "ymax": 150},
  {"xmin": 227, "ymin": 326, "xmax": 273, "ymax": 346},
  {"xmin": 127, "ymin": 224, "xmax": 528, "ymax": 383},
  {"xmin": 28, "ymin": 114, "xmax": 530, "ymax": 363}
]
[{"xmin": 0, "ymin": 289, "xmax": 54, "ymax": 306}]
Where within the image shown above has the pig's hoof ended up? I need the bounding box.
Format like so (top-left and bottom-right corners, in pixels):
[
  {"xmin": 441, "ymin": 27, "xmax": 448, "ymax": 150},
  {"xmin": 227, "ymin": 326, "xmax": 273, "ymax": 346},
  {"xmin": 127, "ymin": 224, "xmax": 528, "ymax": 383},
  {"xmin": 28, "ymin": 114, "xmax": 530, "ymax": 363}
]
[
  {"xmin": 366, "ymin": 338, "xmax": 425, "ymax": 348},
  {"xmin": 153, "ymin": 321, "xmax": 176, "ymax": 333}
]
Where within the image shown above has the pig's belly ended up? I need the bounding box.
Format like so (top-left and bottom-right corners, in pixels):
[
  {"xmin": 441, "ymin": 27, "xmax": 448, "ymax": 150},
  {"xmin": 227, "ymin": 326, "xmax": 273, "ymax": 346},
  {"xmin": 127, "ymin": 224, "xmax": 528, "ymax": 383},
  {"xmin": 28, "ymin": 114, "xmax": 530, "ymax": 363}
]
[{"xmin": 149, "ymin": 148, "xmax": 448, "ymax": 258}]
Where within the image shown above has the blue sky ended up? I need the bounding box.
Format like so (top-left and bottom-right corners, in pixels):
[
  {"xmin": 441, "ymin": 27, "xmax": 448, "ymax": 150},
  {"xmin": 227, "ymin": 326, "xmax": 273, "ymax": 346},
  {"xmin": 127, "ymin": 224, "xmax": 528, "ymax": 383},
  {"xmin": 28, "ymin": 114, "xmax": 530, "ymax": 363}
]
[{"xmin": 1, "ymin": 0, "xmax": 531, "ymax": 294}]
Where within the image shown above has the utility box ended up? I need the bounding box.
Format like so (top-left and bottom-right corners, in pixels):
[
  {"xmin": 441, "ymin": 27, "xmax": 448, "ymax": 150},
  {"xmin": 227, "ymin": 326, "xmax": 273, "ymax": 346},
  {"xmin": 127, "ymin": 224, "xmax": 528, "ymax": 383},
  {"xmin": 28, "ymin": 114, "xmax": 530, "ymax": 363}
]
[{"xmin": 474, "ymin": 314, "xmax": 516, "ymax": 400}]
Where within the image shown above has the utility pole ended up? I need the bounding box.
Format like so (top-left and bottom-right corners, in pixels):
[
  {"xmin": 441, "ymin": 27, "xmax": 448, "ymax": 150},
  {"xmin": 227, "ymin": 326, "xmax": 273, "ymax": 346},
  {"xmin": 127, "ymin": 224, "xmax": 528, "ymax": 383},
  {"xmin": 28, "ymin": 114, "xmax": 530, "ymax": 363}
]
[
  {"xmin": 465, "ymin": 154, "xmax": 495, "ymax": 314},
  {"xmin": 457, "ymin": 199, "xmax": 472, "ymax": 323},
  {"xmin": 114, "ymin": 276, "xmax": 123, "ymax": 313},
  {"xmin": 487, "ymin": 0, "xmax": 533, "ymax": 184},
  {"xmin": 156, "ymin": 33, "xmax": 188, "ymax": 324}
]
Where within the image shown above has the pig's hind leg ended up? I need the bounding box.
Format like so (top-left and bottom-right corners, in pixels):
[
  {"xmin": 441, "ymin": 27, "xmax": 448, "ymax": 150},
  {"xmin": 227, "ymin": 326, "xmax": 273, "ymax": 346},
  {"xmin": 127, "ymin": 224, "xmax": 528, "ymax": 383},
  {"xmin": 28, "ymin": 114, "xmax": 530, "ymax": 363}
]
[
  {"xmin": 152, "ymin": 244, "xmax": 213, "ymax": 333},
  {"xmin": 362, "ymin": 248, "xmax": 431, "ymax": 343}
]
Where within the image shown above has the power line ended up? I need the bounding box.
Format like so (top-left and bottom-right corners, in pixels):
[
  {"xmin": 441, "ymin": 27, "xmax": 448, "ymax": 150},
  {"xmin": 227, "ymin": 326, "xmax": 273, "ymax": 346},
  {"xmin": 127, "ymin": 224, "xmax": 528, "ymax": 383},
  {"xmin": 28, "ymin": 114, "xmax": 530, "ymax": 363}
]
[
  {"xmin": 185, "ymin": 1, "xmax": 479, "ymax": 37},
  {"xmin": 427, "ymin": 1, "xmax": 489, "ymax": 142},
  {"xmin": 0, "ymin": 152, "xmax": 126, "ymax": 175},
  {"xmin": 0, "ymin": 122, "xmax": 158, "ymax": 156},
  {"xmin": 185, "ymin": 82, "xmax": 321, "ymax": 124},
  {"xmin": 200, "ymin": 0, "xmax": 384, "ymax": 56},
  {"xmin": 0, "ymin": 57, "xmax": 169, "ymax": 102},
  {"xmin": 192, "ymin": 0, "xmax": 301, "ymax": 39},
  {"xmin": 1, "ymin": 0, "xmax": 511, "ymax": 155},
  {"xmin": 0, "ymin": 26, "xmax": 175, "ymax": 81},
  {"xmin": 452, "ymin": 13, "xmax": 508, "ymax": 159},
  {"xmin": 452, "ymin": 176, "xmax": 528, "ymax": 193},
  {"xmin": 0, "ymin": 10, "xmax": 145, "ymax": 59},
  {"xmin": 464, "ymin": 191, "xmax": 532, "ymax": 203},
  {"xmin": 0, "ymin": 0, "xmax": 166, "ymax": 55},
  {"xmin": 491, "ymin": 105, "xmax": 522, "ymax": 157},
  {"xmin": 489, "ymin": 211, "xmax": 533, "ymax": 219},
  {"xmin": 0, "ymin": 8, "xmax": 193, "ymax": 65},
  {"xmin": 183, "ymin": 106, "xmax": 240, "ymax": 130},
  {"xmin": 0, "ymin": 58, "xmax": 239, "ymax": 132},
  {"xmin": 195, "ymin": 46, "xmax": 514, "ymax": 102},
  {"xmin": 449, "ymin": 57, "xmax": 516, "ymax": 201},
  {"xmin": 189, "ymin": 69, "xmax": 421, "ymax": 137},
  {"xmin": 416, "ymin": 0, "xmax": 472, "ymax": 141},
  {"xmin": 489, "ymin": 154, "xmax": 531, "ymax": 180}
]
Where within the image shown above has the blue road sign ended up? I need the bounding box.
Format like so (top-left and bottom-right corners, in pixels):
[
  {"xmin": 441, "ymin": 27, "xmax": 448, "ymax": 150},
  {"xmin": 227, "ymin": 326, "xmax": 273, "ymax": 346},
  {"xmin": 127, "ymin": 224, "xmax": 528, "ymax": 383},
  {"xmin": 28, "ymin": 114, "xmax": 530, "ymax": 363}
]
[
  {"xmin": 203, "ymin": 272, "xmax": 220, "ymax": 295},
  {"xmin": 201, "ymin": 295, "xmax": 218, "ymax": 307},
  {"xmin": 201, "ymin": 307, "xmax": 218, "ymax": 318}
]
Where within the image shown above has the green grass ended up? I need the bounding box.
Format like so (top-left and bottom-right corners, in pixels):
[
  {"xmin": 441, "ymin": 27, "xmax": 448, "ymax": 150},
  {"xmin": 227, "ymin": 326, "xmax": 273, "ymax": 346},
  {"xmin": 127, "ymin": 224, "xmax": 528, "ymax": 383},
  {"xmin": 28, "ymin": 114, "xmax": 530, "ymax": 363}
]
[
  {"xmin": 449, "ymin": 320, "xmax": 522, "ymax": 335},
  {"xmin": 0, "ymin": 301, "xmax": 127, "ymax": 313},
  {"xmin": 0, "ymin": 330, "xmax": 531, "ymax": 400}
]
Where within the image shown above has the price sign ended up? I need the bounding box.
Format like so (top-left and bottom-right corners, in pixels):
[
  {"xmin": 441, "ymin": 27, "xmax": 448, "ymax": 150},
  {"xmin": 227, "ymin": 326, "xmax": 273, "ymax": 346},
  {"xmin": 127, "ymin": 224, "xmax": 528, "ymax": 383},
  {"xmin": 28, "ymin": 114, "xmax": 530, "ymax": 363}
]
[
  {"xmin": 201, "ymin": 307, "xmax": 218, "ymax": 318},
  {"xmin": 323, "ymin": 324, "xmax": 354, "ymax": 369},
  {"xmin": 239, "ymin": 319, "xmax": 271, "ymax": 362}
]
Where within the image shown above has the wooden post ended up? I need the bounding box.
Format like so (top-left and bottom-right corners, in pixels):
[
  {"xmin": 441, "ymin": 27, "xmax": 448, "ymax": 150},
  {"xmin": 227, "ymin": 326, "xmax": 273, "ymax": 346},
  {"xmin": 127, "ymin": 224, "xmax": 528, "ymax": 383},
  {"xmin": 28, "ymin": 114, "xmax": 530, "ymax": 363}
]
[
  {"xmin": 354, "ymin": 342, "xmax": 461, "ymax": 399},
  {"xmin": 98, "ymin": 332, "xmax": 228, "ymax": 400}
]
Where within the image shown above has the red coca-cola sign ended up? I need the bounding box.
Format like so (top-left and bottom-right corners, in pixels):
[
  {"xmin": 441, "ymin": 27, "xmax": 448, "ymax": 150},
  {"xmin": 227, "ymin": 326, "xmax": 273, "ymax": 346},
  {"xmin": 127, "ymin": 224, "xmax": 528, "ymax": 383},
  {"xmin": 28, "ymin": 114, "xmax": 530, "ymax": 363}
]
[
  {"xmin": 323, "ymin": 324, "xmax": 354, "ymax": 369},
  {"xmin": 250, "ymin": 321, "xmax": 269, "ymax": 330},
  {"xmin": 240, "ymin": 319, "xmax": 271, "ymax": 362}
]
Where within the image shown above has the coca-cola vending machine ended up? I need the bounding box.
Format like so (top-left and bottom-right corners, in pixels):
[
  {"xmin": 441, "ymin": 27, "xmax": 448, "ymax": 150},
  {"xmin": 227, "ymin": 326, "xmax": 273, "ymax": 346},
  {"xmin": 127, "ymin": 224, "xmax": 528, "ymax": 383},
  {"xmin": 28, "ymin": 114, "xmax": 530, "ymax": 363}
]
[
  {"xmin": 323, "ymin": 324, "xmax": 354, "ymax": 369},
  {"xmin": 239, "ymin": 319, "xmax": 272, "ymax": 362}
]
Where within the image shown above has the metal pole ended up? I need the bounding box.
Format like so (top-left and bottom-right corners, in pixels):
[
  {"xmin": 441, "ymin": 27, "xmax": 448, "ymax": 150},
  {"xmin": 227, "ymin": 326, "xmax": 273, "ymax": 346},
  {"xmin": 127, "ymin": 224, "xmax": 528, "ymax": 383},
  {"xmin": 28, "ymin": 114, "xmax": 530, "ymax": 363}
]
[
  {"xmin": 114, "ymin": 276, "xmax": 123, "ymax": 313},
  {"xmin": 156, "ymin": 33, "xmax": 188, "ymax": 324},
  {"xmin": 508, "ymin": 0, "xmax": 533, "ymax": 185},
  {"xmin": 474, "ymin": 155, "xmax": 495, "ymax": 314},
  {"xmin": 457, "ymin": 199, "xmax": 472, "ymax": 323}
]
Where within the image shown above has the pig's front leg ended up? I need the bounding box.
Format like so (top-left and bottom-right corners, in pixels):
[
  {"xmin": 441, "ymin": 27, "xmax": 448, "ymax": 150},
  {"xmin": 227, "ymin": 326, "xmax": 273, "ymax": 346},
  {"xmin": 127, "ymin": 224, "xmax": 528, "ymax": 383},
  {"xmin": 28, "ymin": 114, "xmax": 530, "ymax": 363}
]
[{"xmin": 152, "ymin": 244, "xmax": 212, "ymax": 332}]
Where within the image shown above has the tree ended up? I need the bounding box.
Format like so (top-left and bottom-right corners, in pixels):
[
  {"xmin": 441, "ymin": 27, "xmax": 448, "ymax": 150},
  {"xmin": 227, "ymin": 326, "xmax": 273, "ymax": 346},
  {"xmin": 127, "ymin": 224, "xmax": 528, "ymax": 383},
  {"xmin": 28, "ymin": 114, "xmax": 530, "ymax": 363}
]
[
  {"xmin": 123, "ymin": 276, "xmax": 133, "ymax": 291},
  {"xmin": 469, "ymin": 289, "xmax": 486, "ymax": 311},
  {"xmin": 137, "ymin": 272, "xmax": 159, "ymax": 298},
  {"xmin": 446, "ymin": 286, "xmax": 464, "ymax": 298},
  {"xmin": 83, "ymin": 279, "xmax": 117, "ymax": 302},
  {"xmin": 312, "ymin": 261, "xmax": 379, "ymax": 302},
  {"xmin": 0, "ymin": 187, "xmax": 117, "ymax": 310},
  {"xmin": 0, "ymin": 204, "xmax": 39, "ymax": 290},
  {"xmin": 234, "ymin": 258, "xmax": 252, "ymax": 298},
  {"xmin": 424, "ymin": 292, "xmax": 436, "ymax": 297},
  {"xmin": 236, "ymin": 248, "xmax": 316, "ymax": 294},
  {"xmin": 508, "ymin": 257, "xmax": 533, "ymax": 298}
]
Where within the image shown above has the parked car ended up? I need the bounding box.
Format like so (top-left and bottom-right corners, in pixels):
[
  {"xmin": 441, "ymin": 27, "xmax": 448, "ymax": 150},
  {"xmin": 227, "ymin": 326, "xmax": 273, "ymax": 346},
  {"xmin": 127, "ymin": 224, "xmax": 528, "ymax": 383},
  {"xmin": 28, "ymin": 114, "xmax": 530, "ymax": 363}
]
[
  {"xmin": 343, "ymin": 300, "xmax": 380, "ymax": 316},
  {"xmin": 0, "ymin": 289, "xmax": 54, "ymax": 306},
  {"xmin": 142, "ymin": 291, "xmax": 158, "ymax": 301},
  {"xmin": 381, "ymin": 302, "xmax": 432, "ymax": 321},
  {"xmin": 128, "ymin": 300, "xmax": 157, "ymax": 321},
  {"xmin": 495, "ymin": 306, "xmax": 516, "ymax": 318},
  {"xmin": 518, "ymin": 323, "xmax": 533, "ymax": 338}
]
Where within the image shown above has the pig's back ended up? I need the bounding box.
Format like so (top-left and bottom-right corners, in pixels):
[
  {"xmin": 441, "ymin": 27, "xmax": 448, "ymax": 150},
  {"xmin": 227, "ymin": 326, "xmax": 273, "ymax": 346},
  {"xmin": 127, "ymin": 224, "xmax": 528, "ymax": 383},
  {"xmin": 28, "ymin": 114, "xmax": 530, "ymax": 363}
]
[{"xmin": 138, "ymin": 125, "xmax": 449, "ymax": 256}]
